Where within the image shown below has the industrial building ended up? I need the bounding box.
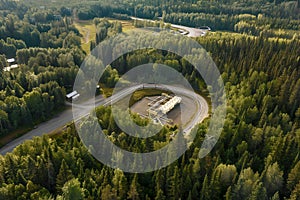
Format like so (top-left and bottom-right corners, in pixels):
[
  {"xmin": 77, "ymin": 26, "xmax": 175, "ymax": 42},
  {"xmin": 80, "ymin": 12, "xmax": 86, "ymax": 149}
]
[
  {"xmin": 159, "ymin": 96, "xmax": 182, "ymax": 114},
  {"xmin": 146, "ymin": 93, "xmax": 182, "ymax": 125}
]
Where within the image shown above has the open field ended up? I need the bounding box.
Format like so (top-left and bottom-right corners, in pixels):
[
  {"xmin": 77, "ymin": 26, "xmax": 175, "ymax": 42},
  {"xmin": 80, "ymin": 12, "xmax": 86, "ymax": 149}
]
[
  {"xmin": 74, "ymin": 18, "xmax": 136, "ymax": 54},
  {"xmin": 74, "ymin": 20, "xmax": 97, "ymax": 54}
]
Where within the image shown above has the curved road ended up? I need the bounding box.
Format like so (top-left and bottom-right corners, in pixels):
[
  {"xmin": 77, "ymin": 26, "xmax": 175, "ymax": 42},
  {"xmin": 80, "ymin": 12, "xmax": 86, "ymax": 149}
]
[
  {"xmin": 0, "ymin": 84, "xmax": 208, "ymax": 155},
  {"xmin": 131, "ymin": 17, "xmax": 207, "ymax": 37}
]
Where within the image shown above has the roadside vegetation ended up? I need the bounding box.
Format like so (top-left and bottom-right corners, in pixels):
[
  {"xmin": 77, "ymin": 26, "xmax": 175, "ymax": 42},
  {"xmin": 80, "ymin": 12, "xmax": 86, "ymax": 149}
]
[{"xmin": 129, "ymin": 89, "xmax": 173, "ymax": 107}]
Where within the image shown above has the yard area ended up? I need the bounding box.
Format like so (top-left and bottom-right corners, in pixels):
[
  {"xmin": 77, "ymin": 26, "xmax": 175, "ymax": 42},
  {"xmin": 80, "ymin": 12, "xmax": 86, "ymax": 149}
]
[
  {"xmin": 74, "ymin": 18, "xmax": 136, "ymax": 54},
  {"xmin": 74, "ymin": 20, "xmax": 97, "ymax": 54}
]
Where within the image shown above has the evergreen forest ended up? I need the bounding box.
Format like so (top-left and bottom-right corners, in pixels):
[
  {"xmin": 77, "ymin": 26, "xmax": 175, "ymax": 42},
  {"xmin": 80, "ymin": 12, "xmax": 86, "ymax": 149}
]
[{"xmin": 0, "ymin": 0, "xmax": 299, "ymax": 199}]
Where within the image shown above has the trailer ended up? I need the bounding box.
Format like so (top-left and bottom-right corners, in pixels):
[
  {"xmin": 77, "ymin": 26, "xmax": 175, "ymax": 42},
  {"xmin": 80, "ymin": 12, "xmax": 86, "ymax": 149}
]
[{"xmin": 66, "ymin": 91, "xmax": 79, "ymax": 101}]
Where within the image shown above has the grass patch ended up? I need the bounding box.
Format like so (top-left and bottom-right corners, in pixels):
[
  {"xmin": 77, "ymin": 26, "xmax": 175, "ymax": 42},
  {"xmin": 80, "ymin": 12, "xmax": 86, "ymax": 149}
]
[
  {"xmin": 74, "ymin": 20, "xmax": 96, "ymax": 54},
  {"xmin": 107, "ymin": 18, "xmax": 136, "ymax": 32},
  {"xmin": 48, "ymin": 124, "xmax": 70, "ymax": 138},
  {"xmin": 0, "ymin": 126, "xmax": 32, "ymax": 148},
  {"xmin": 74, "ymin": 19, "xmax": 136, "ymax": 54},
  {"xmin": 100, "ymin": 84, "xmax": 114, "ymax": 98},
  {"xmin": 129, "ymin": 89, "xmax": 173, "ymax": 107},
  {"xmin": 99, "ymin": 86, "xmax": 173, "ymax": 106}
]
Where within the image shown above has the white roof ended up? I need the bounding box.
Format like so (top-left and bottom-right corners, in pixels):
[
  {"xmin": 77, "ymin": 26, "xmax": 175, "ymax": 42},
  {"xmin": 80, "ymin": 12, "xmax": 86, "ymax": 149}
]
[
  {"xmin": 66, "ymin": 91, "xmax": 78, "ymax": 98},
  {"xmin": 72, "ymin": 94, "xmax": 80, "ymax": 100},
  {"xmin": 10, "ymin": 64, "xmax": 18, "ymax": 69},
  {"xmin": 7, "ymin": 58, "xmax": 15, "ymax": 63},
  {"xmin": 159, "ymin": 96, "xmax": 182, "ymax": 114},
  {"xmin": 3, "ymin": 64, "xmax": 19, "ymax": 72},
  {"xmin": 3, "ymin": 67, "xmax": 10, "ymax": 72}
]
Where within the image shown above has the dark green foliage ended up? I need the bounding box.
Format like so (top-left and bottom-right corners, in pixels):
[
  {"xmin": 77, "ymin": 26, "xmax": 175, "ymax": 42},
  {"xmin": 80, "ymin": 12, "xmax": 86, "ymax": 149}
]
[
  {"xmin": 56, "ymin": 159, "xmax": 74, "ymax": 193},
  {"xmin": 77, "ymin": 5, "xmax": 112, "ymax": 20},
  {"xmin": 0, "ymin": 5, "xmax": 85, "ymax": 135},
  {"xmin": 59, "ymin": 178, "xmax": 85, "ymax": 200},
  {"xmin": 0, "ymin": 79, "xmax": 67, "ymax": 134}
]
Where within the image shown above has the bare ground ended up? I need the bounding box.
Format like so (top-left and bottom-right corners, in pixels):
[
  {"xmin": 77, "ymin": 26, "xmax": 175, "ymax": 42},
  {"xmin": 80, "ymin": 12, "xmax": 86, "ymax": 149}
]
[{"xmin": 131, "ymin": 95, "xmax": 197, "ymax": 127}]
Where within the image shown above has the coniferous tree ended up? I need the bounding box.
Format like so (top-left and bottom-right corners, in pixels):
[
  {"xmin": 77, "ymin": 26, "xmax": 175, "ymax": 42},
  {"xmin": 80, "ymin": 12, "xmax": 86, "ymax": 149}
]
[
  {"xmin": 127, "ymin": 174, "xmax": 140, "ymax": 200},
  {"xmin": 56, "ymin": 159, "xmax": 74, "ymax": 193},
  {"xmin": 249, "ymin": 182, "xmax": 268, "ymax": 200},
  {"xmin": 112, "ymin": 169, "xmax": 128, "ymax": 200},
  {"xmin": 58, "ymin": 178, "xmax": 85, "ymax": 200}
]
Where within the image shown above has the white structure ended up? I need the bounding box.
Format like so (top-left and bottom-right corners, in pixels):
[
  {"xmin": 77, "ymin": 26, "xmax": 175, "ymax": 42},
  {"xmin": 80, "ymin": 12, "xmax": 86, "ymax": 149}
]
[
  {"xmin": 145, "ymin": 93, "xmax": 182, "ymax": 125},
  {"xmin": 66, "ymin": 91, "xmax": 78, "ymax": 99},
  {"xmin": 72, "ymin": 93, "xmax": 80, "ymax": 101},
  {"xmin": 3, "ymin": 58, "xmax": 19, "ymax": 72},
  {"xmin": 4, "ymin": 64, "xmax": 19, "ymax": 72},
  {"xmin": 199, "ymin": 26, "xmax": 211, "ymax": 31},
  {"xmin": 7, "ymin": 58, "xmax": 15, "ymax": 64},
  {"xmin": 158, "ymin": 96, "xmax": 182, "ymax": 114}
]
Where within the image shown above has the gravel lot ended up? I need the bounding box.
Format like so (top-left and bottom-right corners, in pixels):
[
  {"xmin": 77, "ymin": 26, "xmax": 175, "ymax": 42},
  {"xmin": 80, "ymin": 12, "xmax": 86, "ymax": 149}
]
[{"xmin": 131, "ymin": 95, "xmax": 198, "ymax": 127}]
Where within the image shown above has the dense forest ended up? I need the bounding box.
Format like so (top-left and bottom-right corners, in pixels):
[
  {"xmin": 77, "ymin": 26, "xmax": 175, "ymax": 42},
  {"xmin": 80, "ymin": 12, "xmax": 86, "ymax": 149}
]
[
  {"xmin": 1, "ymin": 30, "xmax": 300, "ymax": 200},
  {"xmin": 0, "ymin": 1, "xmax": 86, "ymax": 135},
  {"xmin": 0, "ymin": 14, "xmax": 125, "ymax": 135},
  {"xmin": 0, "ymin": 0, "xmax": 299, "ymax": 199}
]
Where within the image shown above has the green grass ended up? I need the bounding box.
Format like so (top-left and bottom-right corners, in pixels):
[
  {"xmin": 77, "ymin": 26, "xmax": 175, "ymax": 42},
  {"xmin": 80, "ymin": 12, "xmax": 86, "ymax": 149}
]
[
  {"xmin": 99, "ymin": 84, "xmax": 114, "ymax": 98},
  {"xmin": 129, "ymin": 89, "xmax": 173, "ymax": 107},
  {"xmin": 107, "ymin": 18, "xmax": 136, "ymax": 32},
  {"xmin": 0, "ymin": 126, "xmax": 32, "ymax": 148},
  {"xmin": 74, "ymin": 18, "xmax": 136, "ymax": 54},
  {"xmin": 100, "ymin": 86, "xmax": 173, "ymax": 106},
  {"xmin": 74, "ymin": 20, "xmax": 97, "ymax": 54}
]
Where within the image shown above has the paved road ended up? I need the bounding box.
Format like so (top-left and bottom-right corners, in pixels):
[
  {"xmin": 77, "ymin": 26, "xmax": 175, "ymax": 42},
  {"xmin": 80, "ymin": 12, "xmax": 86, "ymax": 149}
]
[
  {"xmin": 131, "ymin": 17, "xmax": 207, "ymax": 37},
  {"xmin": 0, "ymin": 84, "xmax": 208, "ymax": 155},
  {"xmin": 0, "ymin": 85, "xmax": 140, "ymax": 155}
]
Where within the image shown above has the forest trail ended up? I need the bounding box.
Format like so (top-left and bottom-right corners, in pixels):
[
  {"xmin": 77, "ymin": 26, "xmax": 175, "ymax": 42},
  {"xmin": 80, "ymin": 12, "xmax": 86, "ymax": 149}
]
[{"xmin": 82, "ymin": 27, "xmax": 90, "ymax": 44}]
